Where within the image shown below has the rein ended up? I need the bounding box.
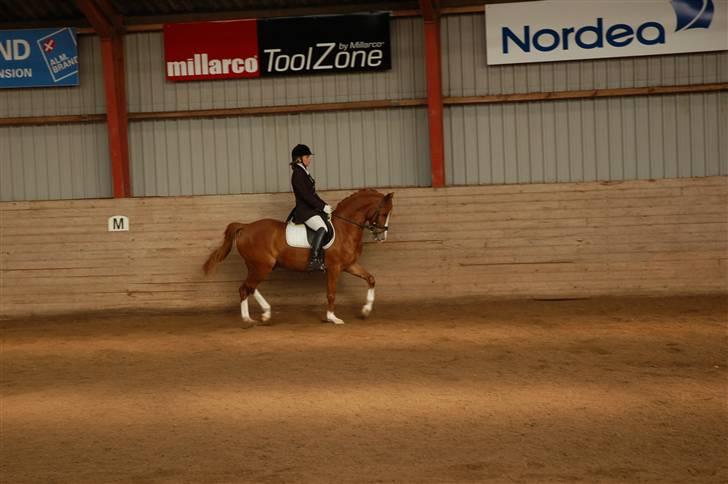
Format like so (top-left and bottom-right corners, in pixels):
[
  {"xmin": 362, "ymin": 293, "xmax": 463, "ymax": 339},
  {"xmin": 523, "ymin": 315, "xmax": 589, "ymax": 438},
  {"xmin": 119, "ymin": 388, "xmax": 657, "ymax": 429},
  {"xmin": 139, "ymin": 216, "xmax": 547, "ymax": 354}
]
[{"xmin": 332, "ymin": 213, "xmax": 368, "ymax": 229}]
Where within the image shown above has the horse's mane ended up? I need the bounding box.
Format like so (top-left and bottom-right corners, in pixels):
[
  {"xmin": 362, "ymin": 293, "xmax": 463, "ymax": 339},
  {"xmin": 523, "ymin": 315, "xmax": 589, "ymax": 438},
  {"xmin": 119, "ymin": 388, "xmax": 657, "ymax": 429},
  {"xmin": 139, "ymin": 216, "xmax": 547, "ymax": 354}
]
[{"xmin": 337, "ymin": 188, "xmax": 380, "ymax": 209}]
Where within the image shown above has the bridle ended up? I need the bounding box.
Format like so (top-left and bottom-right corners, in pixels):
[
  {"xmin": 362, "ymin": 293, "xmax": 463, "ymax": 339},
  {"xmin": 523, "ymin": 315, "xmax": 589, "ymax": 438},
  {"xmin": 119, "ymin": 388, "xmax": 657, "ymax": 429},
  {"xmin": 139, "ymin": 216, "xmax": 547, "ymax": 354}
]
[{"xmin": 332, "ymin": 196, "xmax": 390, "ymax": 241}]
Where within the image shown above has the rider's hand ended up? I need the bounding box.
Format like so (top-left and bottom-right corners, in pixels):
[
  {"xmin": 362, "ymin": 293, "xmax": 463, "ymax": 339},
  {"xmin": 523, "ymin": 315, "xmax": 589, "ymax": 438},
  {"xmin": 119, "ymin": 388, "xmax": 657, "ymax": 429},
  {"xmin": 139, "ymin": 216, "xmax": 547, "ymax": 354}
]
[{"xmin": 323, "ymin": 205, "xmax": 333, "ymax": 214}]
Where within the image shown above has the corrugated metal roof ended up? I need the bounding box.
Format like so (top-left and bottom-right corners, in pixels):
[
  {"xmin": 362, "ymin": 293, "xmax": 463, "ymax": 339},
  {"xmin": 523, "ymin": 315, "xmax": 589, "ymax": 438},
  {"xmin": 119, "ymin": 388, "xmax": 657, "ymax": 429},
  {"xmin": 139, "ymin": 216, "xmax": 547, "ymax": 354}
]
[
  {"xmin": 114, "ymin": 0, "xmax": 414, "ymax": 17},
  {"xmin": 0, "ymin": 0, "xmax": 80, "ymax": 24},
  {"xmin": 0, "ymin": 0, "xmax": 489, "ymax": 28},
  {"xmin": 0, "ymin": 0, "xmax": 411, "ymax": 25}
]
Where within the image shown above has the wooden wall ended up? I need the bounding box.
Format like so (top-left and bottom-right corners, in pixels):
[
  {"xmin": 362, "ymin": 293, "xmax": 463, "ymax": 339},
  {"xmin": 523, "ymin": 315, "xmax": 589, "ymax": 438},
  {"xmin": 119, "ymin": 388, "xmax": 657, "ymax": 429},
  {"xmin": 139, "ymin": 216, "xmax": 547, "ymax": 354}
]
[{"xmin": 1, "ymin": 177, "xmax": 726, "ymax": 318}]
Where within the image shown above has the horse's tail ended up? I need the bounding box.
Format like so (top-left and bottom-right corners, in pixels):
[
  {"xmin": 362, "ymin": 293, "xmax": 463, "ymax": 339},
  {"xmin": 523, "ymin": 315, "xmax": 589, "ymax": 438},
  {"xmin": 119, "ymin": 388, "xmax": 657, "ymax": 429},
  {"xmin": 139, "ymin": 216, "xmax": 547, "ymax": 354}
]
[{"xmin": 203, "ymin": 223, "xmax": 246, "ymax": 275}]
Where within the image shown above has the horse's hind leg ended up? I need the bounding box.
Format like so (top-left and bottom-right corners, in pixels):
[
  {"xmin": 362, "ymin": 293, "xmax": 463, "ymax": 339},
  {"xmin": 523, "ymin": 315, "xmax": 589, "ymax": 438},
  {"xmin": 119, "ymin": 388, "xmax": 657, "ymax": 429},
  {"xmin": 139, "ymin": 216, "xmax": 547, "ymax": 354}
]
[
  {"xmin": 253, "ymin": 289, "xmax": 271, "ymax": 322},
  {"xmin": 239, "ymin": 281, "xmax": 257, "ymax": 325},
  {"xmin": 239, "ymin": 261, "xmax": 274, "ymax": 325}
]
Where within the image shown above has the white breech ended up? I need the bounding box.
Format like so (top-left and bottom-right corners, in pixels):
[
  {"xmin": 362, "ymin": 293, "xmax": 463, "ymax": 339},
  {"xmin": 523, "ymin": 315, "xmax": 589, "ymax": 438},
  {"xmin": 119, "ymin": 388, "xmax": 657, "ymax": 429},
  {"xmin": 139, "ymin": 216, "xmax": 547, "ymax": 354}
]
[{"xmin": 304, "ymin": 215, "xmax": 328, "ymax": 232}]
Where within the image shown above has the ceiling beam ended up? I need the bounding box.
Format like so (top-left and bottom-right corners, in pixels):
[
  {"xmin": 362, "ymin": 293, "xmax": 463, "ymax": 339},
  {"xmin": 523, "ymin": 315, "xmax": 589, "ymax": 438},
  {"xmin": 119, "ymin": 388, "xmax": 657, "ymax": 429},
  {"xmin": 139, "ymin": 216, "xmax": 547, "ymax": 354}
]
[
  {"xmin": 95, "ymin": 0, "xmax": 124, "ymax": 31},
  {"xmin": 75, "ymin": 0, "xmax": 121, "ymax": 37}
]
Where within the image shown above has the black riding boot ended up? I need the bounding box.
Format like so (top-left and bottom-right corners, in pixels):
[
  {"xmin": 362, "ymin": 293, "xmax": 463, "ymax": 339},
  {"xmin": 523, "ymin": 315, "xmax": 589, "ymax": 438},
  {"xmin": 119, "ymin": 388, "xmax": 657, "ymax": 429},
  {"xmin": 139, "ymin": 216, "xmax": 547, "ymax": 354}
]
[{"xmin": 306, "ymin": 228, "xmax": 327, "ymax": 272}]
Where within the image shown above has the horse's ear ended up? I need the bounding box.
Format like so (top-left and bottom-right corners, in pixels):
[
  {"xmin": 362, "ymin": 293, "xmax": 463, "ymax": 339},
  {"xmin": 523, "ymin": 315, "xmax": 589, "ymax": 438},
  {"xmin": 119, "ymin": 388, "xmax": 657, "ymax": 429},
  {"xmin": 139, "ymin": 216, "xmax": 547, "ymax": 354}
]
[{"xmin": 385, "ymin": 192, "xmax": 394, "ymax": 200}]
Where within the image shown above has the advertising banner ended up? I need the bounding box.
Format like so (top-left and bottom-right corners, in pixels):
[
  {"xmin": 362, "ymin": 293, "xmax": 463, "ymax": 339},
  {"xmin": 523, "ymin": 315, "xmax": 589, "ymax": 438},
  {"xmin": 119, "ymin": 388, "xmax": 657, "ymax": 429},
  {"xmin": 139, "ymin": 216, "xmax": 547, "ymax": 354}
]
[
  {"xmin": 0, "ymin": 27, "xmax": 79, "ymax": 88},
  {"xmin": 164, "ymin": 19, "xmax": 259, "ymax": 81},
  {"xmin": 485, "ymin": 0, "xmax": 728, "ymax": 65},
  {"xmin": 257, "ymin": 13, "xmax": 391, "ymax": 77},
  {"xmin": 164, "ymin": 13, "xmax": 390, "ymax": 82}
]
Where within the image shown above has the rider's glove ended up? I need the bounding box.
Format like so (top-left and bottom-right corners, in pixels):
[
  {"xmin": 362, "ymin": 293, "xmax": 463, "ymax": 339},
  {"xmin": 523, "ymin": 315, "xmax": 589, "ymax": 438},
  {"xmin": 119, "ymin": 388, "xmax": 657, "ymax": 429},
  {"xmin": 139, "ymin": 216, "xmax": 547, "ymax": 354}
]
[{"xmin": 323, "ymin": 205, "xmax": 333, "ymax": 214}]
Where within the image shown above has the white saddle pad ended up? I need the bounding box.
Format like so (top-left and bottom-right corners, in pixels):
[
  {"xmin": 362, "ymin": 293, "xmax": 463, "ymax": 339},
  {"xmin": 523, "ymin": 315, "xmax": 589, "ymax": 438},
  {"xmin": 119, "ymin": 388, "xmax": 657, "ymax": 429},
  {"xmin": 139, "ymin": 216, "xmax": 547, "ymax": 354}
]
[{"xmin": 285, "ymin": 222, "xmax": 335, "ymax": 249}]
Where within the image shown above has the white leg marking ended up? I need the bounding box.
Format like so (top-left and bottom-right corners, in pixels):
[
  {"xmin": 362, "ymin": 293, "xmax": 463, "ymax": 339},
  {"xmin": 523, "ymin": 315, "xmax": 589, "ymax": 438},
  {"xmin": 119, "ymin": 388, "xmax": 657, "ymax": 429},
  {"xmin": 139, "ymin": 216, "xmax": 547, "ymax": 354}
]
[
  {"xmin": 240, "ymin": 298, "xmax": 255, "ymax": 323},
  {"xmin": 253, "ymin": 289, "xmax": 271, "ymax": 322},
  {"xmin": 362, "ymin": 288, "xmax": 375, "ymax": 317},
  {"xmin": 326, "ymin": 310, "xmax": 345, "ymax": 325}
]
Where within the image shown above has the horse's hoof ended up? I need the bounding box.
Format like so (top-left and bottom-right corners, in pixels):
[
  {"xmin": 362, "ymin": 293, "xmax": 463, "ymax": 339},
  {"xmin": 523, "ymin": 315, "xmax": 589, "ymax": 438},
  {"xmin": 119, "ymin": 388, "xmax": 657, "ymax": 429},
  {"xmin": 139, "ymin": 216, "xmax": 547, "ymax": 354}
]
[
  {"xmin": 326, "ymin": 311, "xmax": 345, "ymax": 325},
  {"xmin": 361, "ymin": 305, "xmax": 372, "ymax": 318},
  {"xmin": 242, "ymin": 317, "xmax": 257, "ymax": 328},
  {"xmin": 261, "ymin": 311, "xmax": 271, "ymax": 322}
]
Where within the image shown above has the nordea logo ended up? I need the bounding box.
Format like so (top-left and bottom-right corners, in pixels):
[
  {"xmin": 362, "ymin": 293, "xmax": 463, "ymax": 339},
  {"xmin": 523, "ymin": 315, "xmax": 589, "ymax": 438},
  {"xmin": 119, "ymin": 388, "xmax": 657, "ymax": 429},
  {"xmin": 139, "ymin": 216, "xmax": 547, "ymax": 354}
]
[
  {"xmin": 501, "ymin": 0, "xmax": 715, "ymax": 54},
  {"xmin": 672, "ymin": 0, "xmax": 714, "ymax": 31},
  {"xmin": 502, "ymin": 18, "xmax": 665, "ymax": 53}
]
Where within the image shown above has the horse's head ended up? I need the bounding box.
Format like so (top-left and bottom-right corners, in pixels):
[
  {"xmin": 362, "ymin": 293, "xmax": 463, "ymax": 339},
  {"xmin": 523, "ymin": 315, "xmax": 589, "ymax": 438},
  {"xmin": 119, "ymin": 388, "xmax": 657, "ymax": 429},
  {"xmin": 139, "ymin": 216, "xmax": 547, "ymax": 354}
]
[
  {"xmin": 367, "ymin": 191, "xmax": 394, "ymax": 242},
  {"xmin": 335, "ymin": 189, "xmax": 395, "ymax": 242}
]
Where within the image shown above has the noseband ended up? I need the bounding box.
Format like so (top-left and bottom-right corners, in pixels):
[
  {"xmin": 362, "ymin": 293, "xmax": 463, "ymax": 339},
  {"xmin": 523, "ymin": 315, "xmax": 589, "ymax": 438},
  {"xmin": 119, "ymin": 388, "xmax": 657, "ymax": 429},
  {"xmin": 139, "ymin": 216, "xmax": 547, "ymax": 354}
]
[{"xmin": 332, "ymin": 196, "xmax": 389, "ymax": 241}]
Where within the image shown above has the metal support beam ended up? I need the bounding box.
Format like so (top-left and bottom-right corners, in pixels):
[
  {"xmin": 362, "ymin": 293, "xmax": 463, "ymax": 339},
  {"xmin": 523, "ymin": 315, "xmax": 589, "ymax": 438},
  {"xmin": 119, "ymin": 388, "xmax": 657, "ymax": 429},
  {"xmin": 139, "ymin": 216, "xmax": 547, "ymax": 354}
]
[
  {"xmin": 420, "ymin": 0, "xmax": 445, "ymax": 188},
  {"xmin": 76, "ymin": 0, "xmax": 130, "ymax": 197},
  {"xmin": 100, "ymin": 35, "xmax": 130, "ymax": 197}
]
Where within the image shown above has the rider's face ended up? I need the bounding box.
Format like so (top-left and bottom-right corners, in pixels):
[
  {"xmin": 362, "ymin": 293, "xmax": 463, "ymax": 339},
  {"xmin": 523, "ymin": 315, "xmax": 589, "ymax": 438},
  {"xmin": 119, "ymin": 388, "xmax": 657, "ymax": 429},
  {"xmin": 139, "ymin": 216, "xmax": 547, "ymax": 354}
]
[{"xmin": 302, "ymin": 155, "xmax": 312, "ymax": 167}]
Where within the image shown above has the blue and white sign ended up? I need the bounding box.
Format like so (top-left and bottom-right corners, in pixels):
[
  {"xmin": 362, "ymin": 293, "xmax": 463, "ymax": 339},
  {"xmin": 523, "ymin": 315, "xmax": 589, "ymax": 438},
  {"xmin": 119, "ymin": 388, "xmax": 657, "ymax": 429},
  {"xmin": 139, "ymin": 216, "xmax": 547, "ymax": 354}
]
[
  {"xmin": 485, "ymin": 0, "xmax": 728, "ymax": 65},
  {"xmin": 0, "ymin": 28, "xmax": 79, "ymax": 88}
]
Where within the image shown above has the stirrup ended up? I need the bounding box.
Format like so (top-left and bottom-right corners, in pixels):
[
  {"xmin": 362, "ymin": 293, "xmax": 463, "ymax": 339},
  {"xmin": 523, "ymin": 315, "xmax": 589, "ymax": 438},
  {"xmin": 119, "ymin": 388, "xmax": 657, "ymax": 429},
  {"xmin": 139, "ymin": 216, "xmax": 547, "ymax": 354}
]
[{"xmin": 306, "ymin": 257, "xmax": 326, "ymax": 272}]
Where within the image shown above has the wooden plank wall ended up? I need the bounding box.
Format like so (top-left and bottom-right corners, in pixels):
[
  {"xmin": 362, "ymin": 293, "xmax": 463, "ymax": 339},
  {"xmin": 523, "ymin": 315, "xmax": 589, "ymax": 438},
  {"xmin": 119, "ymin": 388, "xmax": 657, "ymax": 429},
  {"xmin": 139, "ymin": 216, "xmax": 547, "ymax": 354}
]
[{"xmin": 1, "ymin": 177, "xmax": 726, "ymax": 318}]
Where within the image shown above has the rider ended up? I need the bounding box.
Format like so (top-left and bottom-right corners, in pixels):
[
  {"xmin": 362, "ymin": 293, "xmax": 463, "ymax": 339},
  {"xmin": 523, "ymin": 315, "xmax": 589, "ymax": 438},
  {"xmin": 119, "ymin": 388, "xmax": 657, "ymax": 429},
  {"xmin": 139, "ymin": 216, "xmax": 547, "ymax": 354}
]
[{"xmin": 290, "ymin": 144, "xmax": 333, "ymax": 272}]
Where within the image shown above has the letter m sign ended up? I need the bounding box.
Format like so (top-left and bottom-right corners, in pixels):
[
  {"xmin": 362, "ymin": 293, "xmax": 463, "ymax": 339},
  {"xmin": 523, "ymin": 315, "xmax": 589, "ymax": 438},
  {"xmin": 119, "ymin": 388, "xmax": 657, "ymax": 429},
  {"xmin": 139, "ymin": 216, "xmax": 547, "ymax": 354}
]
[{"xmin": 108, "ymin": 215, "xmax": 129, "ymax": 232}]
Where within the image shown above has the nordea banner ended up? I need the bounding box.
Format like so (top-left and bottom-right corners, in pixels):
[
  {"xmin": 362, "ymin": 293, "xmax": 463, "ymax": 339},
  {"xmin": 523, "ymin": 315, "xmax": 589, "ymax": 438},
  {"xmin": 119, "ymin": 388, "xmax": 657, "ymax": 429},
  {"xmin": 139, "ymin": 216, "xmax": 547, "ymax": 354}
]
[{"xmin": 485, "ymin": 0, "xmax": 728, "ymax": 65}]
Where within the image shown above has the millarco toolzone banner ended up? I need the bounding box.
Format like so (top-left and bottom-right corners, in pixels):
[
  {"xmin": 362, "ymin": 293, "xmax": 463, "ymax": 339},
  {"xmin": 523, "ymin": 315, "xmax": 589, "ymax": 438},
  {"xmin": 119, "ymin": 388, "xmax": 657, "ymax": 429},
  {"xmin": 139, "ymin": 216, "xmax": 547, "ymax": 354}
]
[{"xmin": 164, "ymin": 13, "xmax": 391, "ymax": 82}]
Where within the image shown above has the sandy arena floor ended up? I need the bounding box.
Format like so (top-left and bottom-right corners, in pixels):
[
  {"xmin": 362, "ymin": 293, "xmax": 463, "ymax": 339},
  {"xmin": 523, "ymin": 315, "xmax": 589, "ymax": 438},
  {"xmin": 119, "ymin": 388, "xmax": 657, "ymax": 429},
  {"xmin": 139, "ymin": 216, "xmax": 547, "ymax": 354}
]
[{"xmin": 1, "ymin": 296, "xmax": 726, "ymax": 483}]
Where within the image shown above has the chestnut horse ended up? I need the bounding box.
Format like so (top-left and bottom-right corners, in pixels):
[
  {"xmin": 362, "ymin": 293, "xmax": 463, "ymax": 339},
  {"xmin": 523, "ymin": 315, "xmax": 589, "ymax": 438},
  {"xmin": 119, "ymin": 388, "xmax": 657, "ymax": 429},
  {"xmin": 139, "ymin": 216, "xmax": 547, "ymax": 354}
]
[{"xmin": 203, "ymin": 189, "xmax": 394, "ymax": 325}]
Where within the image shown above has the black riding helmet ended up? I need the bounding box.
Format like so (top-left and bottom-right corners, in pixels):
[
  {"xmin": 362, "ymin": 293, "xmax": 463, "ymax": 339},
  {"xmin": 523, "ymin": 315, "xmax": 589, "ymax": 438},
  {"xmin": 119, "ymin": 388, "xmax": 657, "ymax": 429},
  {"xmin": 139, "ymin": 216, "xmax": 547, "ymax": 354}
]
[{"xmin": 291, "ymin": 144, "xmax": 313, "ymax": 162}]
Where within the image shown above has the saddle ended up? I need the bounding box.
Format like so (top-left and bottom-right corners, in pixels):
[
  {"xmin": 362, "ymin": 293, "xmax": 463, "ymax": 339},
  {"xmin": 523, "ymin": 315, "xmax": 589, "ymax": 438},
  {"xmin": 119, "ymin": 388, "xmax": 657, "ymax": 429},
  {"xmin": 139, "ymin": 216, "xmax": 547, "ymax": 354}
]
[{"xmin": 285, "ymin": 211, "xmax": 335, "ymax": 249}]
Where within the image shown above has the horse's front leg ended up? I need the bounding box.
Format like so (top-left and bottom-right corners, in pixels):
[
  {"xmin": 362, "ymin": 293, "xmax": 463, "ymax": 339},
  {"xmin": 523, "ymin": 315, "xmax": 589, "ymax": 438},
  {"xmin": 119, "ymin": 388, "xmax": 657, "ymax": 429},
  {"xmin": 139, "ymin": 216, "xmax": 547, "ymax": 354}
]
[
  {"xmin": 325, "ymin": 266, "xmax": 345, "ymax": 325},
  {"xmin": 344, "ymin": 263, "xmax": 375, "ymax": 318}
]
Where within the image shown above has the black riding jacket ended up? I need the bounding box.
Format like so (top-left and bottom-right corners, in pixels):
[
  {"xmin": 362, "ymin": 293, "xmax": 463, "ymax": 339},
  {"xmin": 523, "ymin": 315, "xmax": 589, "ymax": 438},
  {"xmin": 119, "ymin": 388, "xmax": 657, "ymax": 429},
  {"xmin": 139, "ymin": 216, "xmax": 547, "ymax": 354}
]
[{"xmin": 291, "ymin": 163, "xmax": 326, "ymax": 224}]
